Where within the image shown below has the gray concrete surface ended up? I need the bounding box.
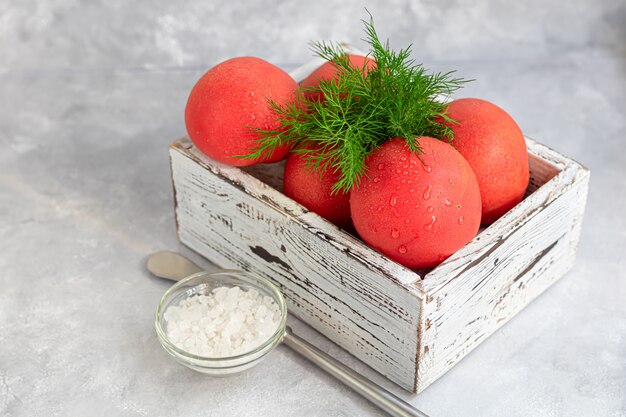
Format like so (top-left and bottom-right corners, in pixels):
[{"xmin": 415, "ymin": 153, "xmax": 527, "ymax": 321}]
[{"xmin": 1, "ymin": 1, "xmax": 625, "ymax": 416}]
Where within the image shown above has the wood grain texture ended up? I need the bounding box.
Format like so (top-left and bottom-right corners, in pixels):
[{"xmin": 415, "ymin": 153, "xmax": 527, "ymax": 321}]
[
  {"xmin": 416, "ymin": 138, "xmax": 590, "ymax": 391},
  {"xmin": 169, "ymin": 54, "xmax": 589, "ymax": 392},
  {"xmin": 170, "ymin": 139, "xmax": 423, "ymax": 390},
  {"xmin": 170, "ymin": 135, "xmax": 589, "ymax": 393}
]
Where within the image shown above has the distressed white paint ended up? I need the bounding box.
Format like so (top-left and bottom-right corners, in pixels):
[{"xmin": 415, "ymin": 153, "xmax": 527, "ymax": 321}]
[
  {"xmin": 169, "ymin": 54, "xmax": 589, "ymax": 392},
  {"xmin": 416, "ymin": 139, "xmax": 590, "ymax": 391},
  {"xmin": 169, "ymin": 136, "xmax": 589, "ymax": 392},
  {"xmin": 170, "ymin": 140, "xmax": 423, "ymax": 388}
]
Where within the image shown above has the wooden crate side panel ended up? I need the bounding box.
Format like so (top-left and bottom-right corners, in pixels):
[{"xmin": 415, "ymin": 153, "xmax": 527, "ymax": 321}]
[
  {"xmin": 420, "ymin": 138, "xmax": 581, "ymax": 293},
  {"xmin": 242, "ymin": 162, "xmax": 285, "ymax": 192},
  {"xmin": 416, "ymin": 167, "xmax": 590, "ymax": 392},
  {"xmin": 170, "ymin": 146, "xmax": 423, "ymax": 391},
  {"xmin": 525, "ymin": 137, "xmax": 579, "ymax": 171},
  {"xmin": 175, "ymin": 137, "xmax": 422, "ymax": 285},
  {"xmin": 527, "ymin": 153, "xmax": 559, "ymax": 195}
]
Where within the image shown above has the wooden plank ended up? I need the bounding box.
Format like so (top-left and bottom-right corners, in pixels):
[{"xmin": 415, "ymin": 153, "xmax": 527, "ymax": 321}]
[
  {"xmin": 417, "ymin": 142, "xmax": 590, "ymax": 391},
  {"xmin": 170, "ymin": 135, "xmax": 590, "ymax": 392},
  {"xmin": 170, "ymin": 140, "xmax": 424, "ymax": 390},
  {"xmin": 169, "ymin": 52, "xmax": 590, "ymax": 392}
]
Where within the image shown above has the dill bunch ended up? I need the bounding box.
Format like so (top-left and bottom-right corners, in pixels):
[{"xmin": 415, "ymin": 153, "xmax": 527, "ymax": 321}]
[{"xmin": 245, "ymin": 14, "xmax": 469, "ymax": 193}]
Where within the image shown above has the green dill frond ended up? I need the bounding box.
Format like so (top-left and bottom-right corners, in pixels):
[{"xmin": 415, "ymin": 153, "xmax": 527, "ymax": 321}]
[{"xmin": 242, "ymin": 12, "xmax": 470, "ymax": 193}]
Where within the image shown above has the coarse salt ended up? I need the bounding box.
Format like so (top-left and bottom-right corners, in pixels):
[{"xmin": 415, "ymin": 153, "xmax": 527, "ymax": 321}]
[{"xmin": 163, "ymin": 286, "xmax": 281, "ymax": 358}]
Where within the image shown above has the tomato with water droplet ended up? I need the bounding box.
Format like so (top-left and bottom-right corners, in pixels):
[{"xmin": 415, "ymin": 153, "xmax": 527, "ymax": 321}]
[
  {"xmin": 443, "ymin": 98, "xmax": 529, "ymax": 224},
  {"xmin": 300, "ymin": 54, "xmax": 376, "ymax": 101},
  {"xmin": 350, "ymin": 137, "xmax": 481, "ymax": 269},
  {"xmin": 283, "ymin": 146, "xmax": 351, "ymax": 229},
  {"xmin": 185, "ymin": 57, "xmax": 295, "ymax": 166}
]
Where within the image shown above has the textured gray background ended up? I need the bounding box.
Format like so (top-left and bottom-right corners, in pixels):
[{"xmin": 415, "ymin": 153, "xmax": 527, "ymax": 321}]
[{"xmin": 1, "ymin": 0, "xmax": 625, "ymax": 416}]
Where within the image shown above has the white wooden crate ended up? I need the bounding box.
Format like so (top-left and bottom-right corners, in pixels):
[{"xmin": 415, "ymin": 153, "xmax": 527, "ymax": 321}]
[{"xmin": 169, "ymin": 59, "xmax": 590, "ymax": 393}]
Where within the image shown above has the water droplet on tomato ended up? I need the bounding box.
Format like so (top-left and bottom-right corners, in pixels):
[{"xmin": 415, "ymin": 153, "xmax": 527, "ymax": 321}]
[
  {"xmin": 391, "ymin": 228, "xmax": 400, "ymax": 239},
  {"xmin": 390, "ymin": 195, "xmax": 398, "ymax": 207},
  {"xmin": 423, "ymin": 164, "xmax": 432, "ymax": 173},
  {"xmin": 427, "ymin": 206, "xmax": 434, "ymax": 213},
  {"xmin": 398, "ymin": 245, "xmax": 408, "ymax": 254},
  {"xmin": 444, "ymin": 199, "xmax": 452, "ymax": 207},
  {"xmin": 405, "ymin": 219, "xmax": 410, "ymax": 224},
  {"xmin": 424, "ymin": 215, "xmax": 436, "ymax": 231},
  {"xmin": 377, "ymin": 163, "xmax": 385, "ymax": 171},
  {"xmin": 458, "ymin": 216, "xmax": 464, "ymax": 225},
  {"xmin": 423, "ymin": 185, "xmax": 431, "ymax": 200},
  {"xmin": 373, "ymin": 177, "xmax": 381, "ymax": 183}
]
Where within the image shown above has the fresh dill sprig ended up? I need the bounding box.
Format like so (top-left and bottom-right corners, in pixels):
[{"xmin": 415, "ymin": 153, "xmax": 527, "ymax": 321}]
[{"xmin": 244, "ymin": 13, "xmax": 469, "ymax": 193}]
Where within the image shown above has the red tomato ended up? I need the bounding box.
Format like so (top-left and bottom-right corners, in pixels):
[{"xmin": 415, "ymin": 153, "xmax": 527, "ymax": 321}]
[
  {"xmin": 185, "ymin": 57, "xmax": 296, "ymax": 166},
  {"xmin": 300, "ymin": 54, "xmax": 375, "ymax": 101},
  {"xmin": 350, "ymin": 137, "xmax": 481, "ymax": 269},
  {"xmin": 444, "ymin": 98, "xmax": 529, "ymax": 224},
  {"xmin": 283, "ymin": 150, "xmax": 351, "ymax": 229}
]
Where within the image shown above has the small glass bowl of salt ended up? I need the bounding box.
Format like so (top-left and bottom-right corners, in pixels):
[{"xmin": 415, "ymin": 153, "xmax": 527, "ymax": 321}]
[{"xmin": 155, "ymin": 269, "xmax": 287, "ymax": 375}]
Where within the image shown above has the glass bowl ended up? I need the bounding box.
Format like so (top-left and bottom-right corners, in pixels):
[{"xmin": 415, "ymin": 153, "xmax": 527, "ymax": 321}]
[{"xmin": 155, "ymin": 269, "xmax": 287, "ymax": 375}]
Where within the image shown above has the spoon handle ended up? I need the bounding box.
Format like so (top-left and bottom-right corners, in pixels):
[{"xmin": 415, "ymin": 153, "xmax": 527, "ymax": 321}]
[{"xmin": 283, "ymin": 326, "xmax": 430, "ymax": 417}]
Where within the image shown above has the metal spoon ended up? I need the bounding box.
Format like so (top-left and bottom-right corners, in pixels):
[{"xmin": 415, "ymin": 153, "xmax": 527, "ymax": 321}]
[{"xmin": 147, "ymin": 251, "xmax": 430, "ymax": 417}]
